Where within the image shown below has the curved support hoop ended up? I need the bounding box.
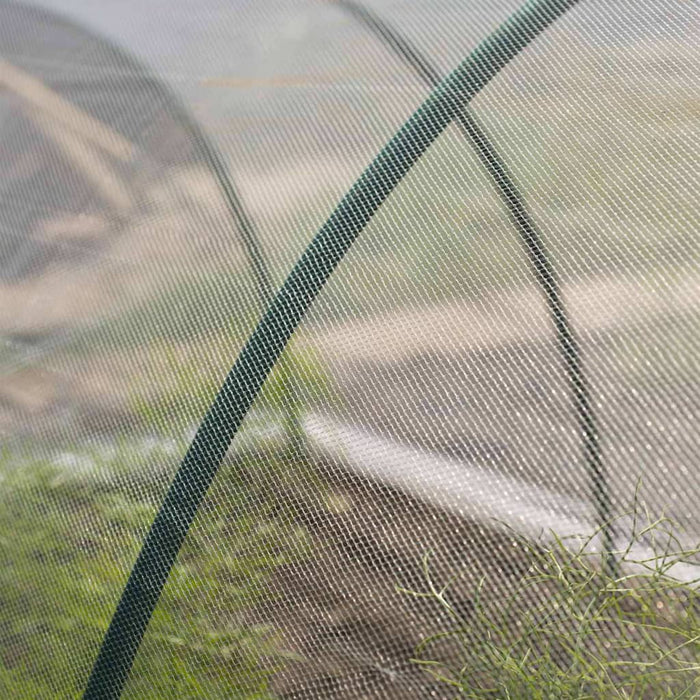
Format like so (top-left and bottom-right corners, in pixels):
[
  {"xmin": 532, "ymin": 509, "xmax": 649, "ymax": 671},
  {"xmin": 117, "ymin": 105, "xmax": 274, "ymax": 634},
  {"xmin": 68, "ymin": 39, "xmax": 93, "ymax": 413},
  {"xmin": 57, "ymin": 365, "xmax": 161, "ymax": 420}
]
[
  {"xmin": 168, "ymin": 105, "xmax": 275, "ymax": 309},
  {"xmin": 334, "ymin": 0, "xmax": 614, "ymax": 572},
  {"xmin": 84, "ymin": 1, "xmax": 581, "ymax": 696},
  {"xmin": 117, "ymin": 75, "xmax": 275, "ymax": 312},
  {"xmin": 2, "ymin": 1, "xmax": 275, "ymax": 348}
]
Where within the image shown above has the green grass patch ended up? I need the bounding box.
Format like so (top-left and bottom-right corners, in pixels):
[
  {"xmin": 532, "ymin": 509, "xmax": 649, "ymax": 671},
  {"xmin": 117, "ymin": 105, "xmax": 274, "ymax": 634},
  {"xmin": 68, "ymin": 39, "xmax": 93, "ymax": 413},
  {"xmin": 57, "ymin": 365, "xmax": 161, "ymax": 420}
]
[
  {"xmin": 0, "ymin": 450, "xmax": 311, "ymax": 698},
  {"xmin": 399, "ymin": 502, "xmax": 700, "ymax": 698}
]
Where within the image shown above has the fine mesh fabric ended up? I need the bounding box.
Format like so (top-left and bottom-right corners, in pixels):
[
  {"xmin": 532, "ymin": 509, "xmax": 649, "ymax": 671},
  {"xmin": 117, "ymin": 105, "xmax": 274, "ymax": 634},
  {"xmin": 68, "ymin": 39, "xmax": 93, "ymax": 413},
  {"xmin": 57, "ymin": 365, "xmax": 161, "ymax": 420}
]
[{"xmin": 0, "ymin": 0, "xmax": 698, "ymax": 697}]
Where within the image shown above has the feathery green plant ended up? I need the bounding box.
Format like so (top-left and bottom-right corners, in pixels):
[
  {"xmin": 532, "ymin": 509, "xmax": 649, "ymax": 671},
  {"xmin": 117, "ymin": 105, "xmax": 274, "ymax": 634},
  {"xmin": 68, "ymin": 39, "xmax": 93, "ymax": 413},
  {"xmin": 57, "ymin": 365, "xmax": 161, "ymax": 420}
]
[{"xmin": 399, "ymin": 500, "xmax": 700, "ymax": 698}]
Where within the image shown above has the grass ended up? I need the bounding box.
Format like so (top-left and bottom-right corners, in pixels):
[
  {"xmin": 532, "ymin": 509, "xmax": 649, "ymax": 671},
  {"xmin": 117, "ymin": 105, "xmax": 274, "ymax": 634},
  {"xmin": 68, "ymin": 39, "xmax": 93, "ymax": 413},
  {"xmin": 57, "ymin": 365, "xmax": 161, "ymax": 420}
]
[
  {"xmin": 0, "ymin": 440, "xmax": 312, "ymax": 698},
  {"xmin": 399, "ymin": 500, "xmax": 700, "ymax": 698},
  {"xmin": 128, "ymin": 336, "xmax": 334, "ymax": 438},
  {"xmin": 0, "ymin": 311, "xmax": 336, "ymax": 698}
]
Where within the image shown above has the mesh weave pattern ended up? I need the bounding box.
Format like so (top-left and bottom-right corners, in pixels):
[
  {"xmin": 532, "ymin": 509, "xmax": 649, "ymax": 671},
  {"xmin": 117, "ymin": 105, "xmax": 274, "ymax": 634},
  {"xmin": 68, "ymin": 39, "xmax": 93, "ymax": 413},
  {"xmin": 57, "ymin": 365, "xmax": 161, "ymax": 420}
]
[{"xmin": 0, "ymin": 0, "xmax": 698, "ymax": 697}]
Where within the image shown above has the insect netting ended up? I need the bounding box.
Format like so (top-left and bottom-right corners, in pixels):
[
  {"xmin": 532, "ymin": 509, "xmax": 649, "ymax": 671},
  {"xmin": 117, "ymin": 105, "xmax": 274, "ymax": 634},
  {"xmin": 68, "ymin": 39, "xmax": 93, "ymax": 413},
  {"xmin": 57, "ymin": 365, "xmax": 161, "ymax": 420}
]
[{"xmin": 0, "ymin": 0, "xmax": 698, "ymax": 697}]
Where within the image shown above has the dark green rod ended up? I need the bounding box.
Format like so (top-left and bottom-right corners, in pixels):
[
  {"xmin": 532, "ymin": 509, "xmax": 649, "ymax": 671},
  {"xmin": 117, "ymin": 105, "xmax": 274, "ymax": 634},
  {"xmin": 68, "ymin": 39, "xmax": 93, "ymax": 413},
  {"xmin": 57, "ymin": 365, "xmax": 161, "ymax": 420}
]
[
  {"xmin": 84, "ymin": 2, "xmax": 579, "ymax": 696},
  {"xmin": 177, "ymin": 114, "xmax": 274, "ymax": 308},
  {"xmin": 334, "ymin": 0, "xmax": 615, "ymax": 572},
  {"xmin": 146, "ymin": 89, "xmax": 274, "ymax": 310}
]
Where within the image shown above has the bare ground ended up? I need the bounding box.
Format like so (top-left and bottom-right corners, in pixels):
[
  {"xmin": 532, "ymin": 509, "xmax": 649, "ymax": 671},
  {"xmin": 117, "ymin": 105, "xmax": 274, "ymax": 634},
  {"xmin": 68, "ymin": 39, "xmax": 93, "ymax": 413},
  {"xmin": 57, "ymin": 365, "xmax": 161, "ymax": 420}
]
[{"xmin": 247, "ymin": 456, "xmax": 534, "ymax": 699}]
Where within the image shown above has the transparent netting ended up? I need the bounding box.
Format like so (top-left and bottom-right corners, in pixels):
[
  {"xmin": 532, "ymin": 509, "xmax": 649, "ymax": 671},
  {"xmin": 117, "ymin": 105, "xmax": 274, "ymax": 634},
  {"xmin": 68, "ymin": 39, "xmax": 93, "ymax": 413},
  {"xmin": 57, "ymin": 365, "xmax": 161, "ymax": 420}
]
[{"xmin": 0, "ymin": 1, "xmax": 698, "ymax": 697}]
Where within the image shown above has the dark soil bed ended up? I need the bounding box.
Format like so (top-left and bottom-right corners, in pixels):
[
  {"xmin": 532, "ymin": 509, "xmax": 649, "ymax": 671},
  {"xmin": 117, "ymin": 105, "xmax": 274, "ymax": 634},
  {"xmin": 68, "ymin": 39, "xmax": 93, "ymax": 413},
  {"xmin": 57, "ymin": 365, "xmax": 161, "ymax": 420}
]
[{"xmin": 244, "ymin": 455, "xmax": 535, "ymax": 698}]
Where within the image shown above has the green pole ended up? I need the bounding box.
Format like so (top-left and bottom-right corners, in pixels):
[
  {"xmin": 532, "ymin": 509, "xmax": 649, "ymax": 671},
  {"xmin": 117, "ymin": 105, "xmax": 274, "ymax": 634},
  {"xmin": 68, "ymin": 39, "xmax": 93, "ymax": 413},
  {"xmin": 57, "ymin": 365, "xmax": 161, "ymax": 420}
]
[
  {"xmin": 84, "ymin": 2, "xmax": 581, "ymax": 696},
  {"xmin": 170, "ymin": 107, "xmax": 275, "ymax": 309},
  {"xmin": 334, "ymin": 0, "xmax": 615, "ymax": 574}
]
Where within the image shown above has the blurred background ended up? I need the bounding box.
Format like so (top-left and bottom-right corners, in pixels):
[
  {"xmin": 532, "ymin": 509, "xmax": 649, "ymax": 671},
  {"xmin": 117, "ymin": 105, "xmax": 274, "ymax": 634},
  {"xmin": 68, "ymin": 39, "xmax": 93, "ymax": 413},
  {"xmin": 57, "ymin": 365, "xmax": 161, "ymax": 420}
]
[{"xmin": 0, "ymin": 1, "xmax": 698, "ymax": 696}]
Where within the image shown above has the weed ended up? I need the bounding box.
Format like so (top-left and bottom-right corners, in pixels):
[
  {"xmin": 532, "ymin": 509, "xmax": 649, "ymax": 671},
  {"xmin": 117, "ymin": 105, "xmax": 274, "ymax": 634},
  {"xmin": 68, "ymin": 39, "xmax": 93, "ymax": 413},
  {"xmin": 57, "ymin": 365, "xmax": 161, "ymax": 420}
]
[{"xmin": 399, "ymin": 501, "xmax": 700, "ymax": 698}]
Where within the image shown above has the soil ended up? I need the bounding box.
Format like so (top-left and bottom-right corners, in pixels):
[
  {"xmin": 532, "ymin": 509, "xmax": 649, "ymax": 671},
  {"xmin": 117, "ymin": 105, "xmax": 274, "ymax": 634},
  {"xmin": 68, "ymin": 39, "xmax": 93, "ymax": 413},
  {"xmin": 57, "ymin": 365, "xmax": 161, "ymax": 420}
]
[{"xmin": 249, "ymin": 456, "xmax": 534, "ymax": 699}]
